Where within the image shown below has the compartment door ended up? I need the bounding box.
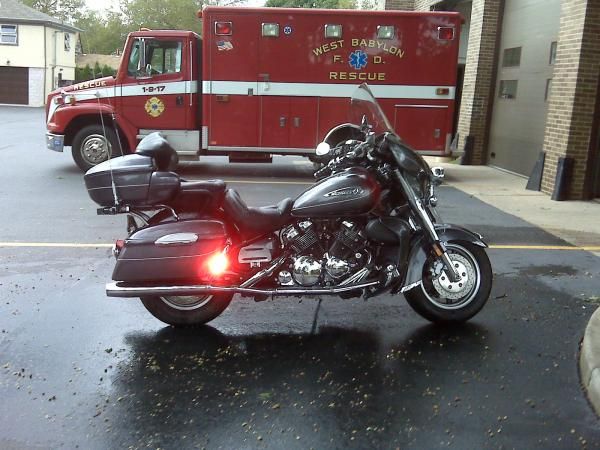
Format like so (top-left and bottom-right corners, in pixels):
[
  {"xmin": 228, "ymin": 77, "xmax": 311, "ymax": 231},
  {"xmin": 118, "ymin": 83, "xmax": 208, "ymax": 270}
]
[
  {"xmin": 289, "ymin": 97, "xmax": 319, "ymax": 149},
  {"xmin": 393, "ymin": 105, "xmax": 449, "ymax": 152},
  {"xmin": 259, "ymin": 97, "xmax": 289, "ymax": 149},
  {"xmin": 257, "ymin": 15, "xmax": 319, "ymax": 150},
  {"xmin": 206, "ymin": 13, "xmax": 260, "ymax": 148}
]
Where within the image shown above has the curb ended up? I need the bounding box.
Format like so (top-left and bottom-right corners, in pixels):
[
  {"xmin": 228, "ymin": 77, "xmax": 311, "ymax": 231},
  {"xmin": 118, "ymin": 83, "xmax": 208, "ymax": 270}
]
[{"xmin": 580, "ymin": 306, "xmax": 600, "ymax": 417}]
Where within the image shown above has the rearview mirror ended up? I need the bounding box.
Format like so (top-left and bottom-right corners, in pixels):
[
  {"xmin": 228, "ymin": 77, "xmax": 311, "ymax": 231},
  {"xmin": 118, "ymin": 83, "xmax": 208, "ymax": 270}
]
[{"xmin": 315, "ymin": 142, "xmax": 331, "ymax": 156}]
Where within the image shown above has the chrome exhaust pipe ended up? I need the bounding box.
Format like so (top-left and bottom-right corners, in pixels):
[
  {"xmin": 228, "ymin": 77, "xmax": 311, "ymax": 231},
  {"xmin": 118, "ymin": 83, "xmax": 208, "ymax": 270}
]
[{"xmin": 106, "ymin": 281, "xmax": 379, "ymax": 298}]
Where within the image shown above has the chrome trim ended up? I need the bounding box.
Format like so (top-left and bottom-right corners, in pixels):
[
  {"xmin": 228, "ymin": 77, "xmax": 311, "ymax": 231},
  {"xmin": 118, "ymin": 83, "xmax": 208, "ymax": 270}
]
[
  {"xmin": 240, "ymin": 255, "xmax": 287, "ymax": 288},
  {"xmin": 400, "ymin": 280, "xmax": 422, "ymax": 293},
  {"xmin": 393, "ymin": 104, "xmax": 449, "ymax": 109},
  {"xmin": 106, "ymin": 280, "xmax": 378, "ymax": 298},
  {"xmin": 208, "ymin": 146, "xmax": 315, "ymax": 154},
  {"xmin": 155, "ymin": 233, "xmax": 198, "ymax": 246}
]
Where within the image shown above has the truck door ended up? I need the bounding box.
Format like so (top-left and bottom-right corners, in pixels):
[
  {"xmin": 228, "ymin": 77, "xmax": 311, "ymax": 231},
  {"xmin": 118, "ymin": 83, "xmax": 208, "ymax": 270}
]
[
  {"xmin": 118, "ymin": 36, "xmax": 199, "ymax": 153},
  {"xmin": 257, "ymin": 17, "xmax": 319, "ymax": 151}
]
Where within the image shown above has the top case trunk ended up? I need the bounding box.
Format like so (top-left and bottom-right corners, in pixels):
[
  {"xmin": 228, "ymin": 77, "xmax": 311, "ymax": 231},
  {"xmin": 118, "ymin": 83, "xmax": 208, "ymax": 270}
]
[{"xmin": 84, "ymin": 154, "xmax": 180, "ymax": 207}]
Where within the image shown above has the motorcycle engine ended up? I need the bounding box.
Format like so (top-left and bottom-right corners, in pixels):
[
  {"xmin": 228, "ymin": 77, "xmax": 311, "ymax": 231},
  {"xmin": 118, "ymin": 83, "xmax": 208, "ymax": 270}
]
[{"xmin": 281, "ymin": 220, "xmax": 368, "ymax": 287}]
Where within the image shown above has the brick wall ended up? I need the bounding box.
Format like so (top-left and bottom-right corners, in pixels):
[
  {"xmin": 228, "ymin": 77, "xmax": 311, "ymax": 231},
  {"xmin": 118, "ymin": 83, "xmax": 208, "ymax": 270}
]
[
  {"xmin": 455, "ymin": 0, "xmax": 501, "ymax": 165},
  {"xmin": 541, "ymin": 0, "xmax": 600, "ymax": 199}
]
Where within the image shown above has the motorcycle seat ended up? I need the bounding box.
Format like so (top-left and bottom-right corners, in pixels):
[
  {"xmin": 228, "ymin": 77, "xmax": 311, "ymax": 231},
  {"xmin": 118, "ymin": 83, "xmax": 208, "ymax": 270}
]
[
  {"xmin": 223, "ymin": 189, "xmax": 293, "ymax": 234},
  {"xmin": 167, "ymin": 179, "xmax": 226, "ymax": 213},
  {"xmin": 180, "ymin": 179, "xmax": 226, "ymax": 195}
]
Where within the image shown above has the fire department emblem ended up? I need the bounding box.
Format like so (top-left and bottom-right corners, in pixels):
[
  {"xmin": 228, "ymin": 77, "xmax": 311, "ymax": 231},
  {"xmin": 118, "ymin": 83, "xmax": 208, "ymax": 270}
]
[
  {"xmin": 349, "ymin": 50, "xmax": 368, "ymax": 70},
  {"xmin": 145, "ymin": 97, "xmax": 165, "ymax": 118}
]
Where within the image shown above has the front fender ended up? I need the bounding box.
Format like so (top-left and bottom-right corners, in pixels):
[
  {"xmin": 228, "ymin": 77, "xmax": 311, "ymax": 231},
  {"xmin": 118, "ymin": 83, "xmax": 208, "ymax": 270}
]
[{"xmin": 401, "ymin": 224, "xmax": 488, "ymax": 289}]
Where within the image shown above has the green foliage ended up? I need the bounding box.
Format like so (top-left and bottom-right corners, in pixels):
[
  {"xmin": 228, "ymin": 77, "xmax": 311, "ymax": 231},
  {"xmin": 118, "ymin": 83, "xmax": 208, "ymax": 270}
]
[
  {"xmin": 22, "ymin": 0, "xmax": 85, "ymax": 24},
  {"xmin": 75, "ymin": 63, "xmax": 116, "ymax": 81},
  {"xmin": 76, "ymin": 11, "xmax": 130, "ymax": 55},
  {"xmin": 265, "ymin": 0, "xmax": 353, "ymax": 7},
  {"xmin": 122, "ymin": 0, "xmax": 204, "ymax": 31}
]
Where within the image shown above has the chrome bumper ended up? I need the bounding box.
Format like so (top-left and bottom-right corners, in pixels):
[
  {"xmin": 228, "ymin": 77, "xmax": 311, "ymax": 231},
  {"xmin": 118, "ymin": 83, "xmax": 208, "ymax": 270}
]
[{"xmin": 46, "ymin": 132, "xmax": 65, "ymax": 152}]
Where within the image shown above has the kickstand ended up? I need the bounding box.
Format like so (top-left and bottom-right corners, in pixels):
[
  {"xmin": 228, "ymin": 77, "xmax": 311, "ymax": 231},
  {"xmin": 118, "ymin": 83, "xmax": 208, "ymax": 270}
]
[{"xmin": 310, "ymin": 298, "xmax": 323, "ymax": 335}]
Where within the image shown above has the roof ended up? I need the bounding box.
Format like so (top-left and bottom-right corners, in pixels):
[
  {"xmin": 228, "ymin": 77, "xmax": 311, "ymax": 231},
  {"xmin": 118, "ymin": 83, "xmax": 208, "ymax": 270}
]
[{"xmin": 0, "ymin": 0, "xmax": 81, "ymax": 33}]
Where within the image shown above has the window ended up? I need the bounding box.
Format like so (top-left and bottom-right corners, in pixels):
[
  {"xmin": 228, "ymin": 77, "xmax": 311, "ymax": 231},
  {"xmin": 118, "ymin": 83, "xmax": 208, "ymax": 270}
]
[
  {"xmin": 502, "ymin": 47, "xmax": 521, "ymax": 67},
  {"xmin": 0, "ymin": 24, "xmax": 17, "ymax": 45},
  {"xmin": 545, "ymin": 79, "xmax": 552, "ymax": 101},
  {"xmin": 549, "ymin": 41, "xmax": 557, "ymax": 65},
  {"xmin": 127, "ymin": 39, "xmax": 182, "ymax": 77},
  {"xmin": 148, "ymin": 41, "xmax": 182, "ymax": 74},
  {"xmin": 499, "ymin": 80, "xmax": 518, "ymax": 99},
  {"xmin": 64, "ymin": 33, "xmax": 71, "ymax": 52}
]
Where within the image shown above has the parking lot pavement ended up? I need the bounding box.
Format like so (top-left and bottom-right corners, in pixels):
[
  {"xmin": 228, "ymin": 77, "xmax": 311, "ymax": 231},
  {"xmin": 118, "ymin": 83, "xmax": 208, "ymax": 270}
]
[{"xmin": 1, "ymin": 106, "xmax": 599, "ymax": 448}]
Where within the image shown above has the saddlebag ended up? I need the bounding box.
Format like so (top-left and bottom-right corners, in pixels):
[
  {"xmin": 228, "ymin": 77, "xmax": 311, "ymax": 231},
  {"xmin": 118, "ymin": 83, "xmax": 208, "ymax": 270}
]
[
  {"xmin": 112, "ymin": 220, "xmax": 227, "ymax": 283},
  {"xmin": 84, "ymin": 154, "xmax": 180, "ymax": 207}
]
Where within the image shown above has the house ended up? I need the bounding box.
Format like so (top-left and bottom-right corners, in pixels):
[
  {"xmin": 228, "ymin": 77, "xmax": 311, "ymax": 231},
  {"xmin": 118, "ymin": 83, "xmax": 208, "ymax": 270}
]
[{"xmin": 0, "ymin": 0, "xmax": 80, "ymax": 106}]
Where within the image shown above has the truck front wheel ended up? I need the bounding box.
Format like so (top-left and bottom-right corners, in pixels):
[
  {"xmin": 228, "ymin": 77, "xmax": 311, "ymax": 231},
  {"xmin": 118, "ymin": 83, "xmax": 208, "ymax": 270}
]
[{"xmin": 72, "ymin": 125, "xmax": 122, "ymax": 172}]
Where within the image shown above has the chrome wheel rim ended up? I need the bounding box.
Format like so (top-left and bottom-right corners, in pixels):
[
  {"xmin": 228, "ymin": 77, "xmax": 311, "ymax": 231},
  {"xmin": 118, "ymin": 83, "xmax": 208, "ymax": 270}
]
[
  {"xmin": 422, "ymin": 244, "xmax": 481, "ymax": 310},
  {"xmin": 160, "ymin": 295, "xmax": 213, "ymax": 311},
  {"xmin": 81, "ymin": 134, "xmax": 111, "ymax": 165}
]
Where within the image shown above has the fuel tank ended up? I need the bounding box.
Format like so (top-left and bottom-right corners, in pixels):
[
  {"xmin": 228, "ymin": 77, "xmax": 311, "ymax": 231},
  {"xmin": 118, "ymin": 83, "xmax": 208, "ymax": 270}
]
[{"xmin": 292, "ymin": 167, "xmax": 381, "ymax": 217}]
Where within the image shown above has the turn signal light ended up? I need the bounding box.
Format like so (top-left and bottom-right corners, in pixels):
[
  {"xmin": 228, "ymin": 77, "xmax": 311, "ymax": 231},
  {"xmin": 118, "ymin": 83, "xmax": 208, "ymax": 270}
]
[
  {"xmin": 207, "ymin": 252, "xmax": 229, "ymax": 276},
  {"xmin": 437, "ymin": 27, "xmax": 455, "ymax": 40},
  {"xmin": 215, "ymin": 21, "xmax": 233, "ymax": 36}
]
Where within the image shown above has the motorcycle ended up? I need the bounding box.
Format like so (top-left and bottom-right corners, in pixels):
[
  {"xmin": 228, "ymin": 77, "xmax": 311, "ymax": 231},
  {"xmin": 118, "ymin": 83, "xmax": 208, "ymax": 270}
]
[{"xmin": 84, "ymin": 83, "xmax": 492, "ymax": 327}]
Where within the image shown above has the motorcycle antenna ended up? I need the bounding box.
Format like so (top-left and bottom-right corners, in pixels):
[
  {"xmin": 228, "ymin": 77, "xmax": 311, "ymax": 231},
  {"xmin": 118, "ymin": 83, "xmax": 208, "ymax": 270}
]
[{"xmin": 95, "ymin": 90, "xmax": 120, "ymax": 208}]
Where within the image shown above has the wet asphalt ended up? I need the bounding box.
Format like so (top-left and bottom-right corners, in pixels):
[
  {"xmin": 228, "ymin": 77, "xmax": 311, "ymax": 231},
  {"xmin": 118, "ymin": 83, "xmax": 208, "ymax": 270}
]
[{"xmin": 1, "ymin": 107, "xmax": 600, "ymax": 449}]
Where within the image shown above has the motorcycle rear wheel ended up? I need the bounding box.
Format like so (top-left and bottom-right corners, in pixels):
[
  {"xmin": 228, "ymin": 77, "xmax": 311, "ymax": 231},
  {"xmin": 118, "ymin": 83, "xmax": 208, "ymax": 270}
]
[
  {"xmin": 140, "ymin": 294, "xmax": 233, "ymax": 327},
  {"xmin": 404, "ymin": 241, "xmax": 492, "ymax": 323}
]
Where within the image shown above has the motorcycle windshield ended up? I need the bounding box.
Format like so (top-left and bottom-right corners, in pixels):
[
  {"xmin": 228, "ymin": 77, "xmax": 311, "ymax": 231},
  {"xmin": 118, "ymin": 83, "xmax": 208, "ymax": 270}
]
[{"xmin": 350, "ymin": 84, "xmax": 394, "ymax": 135}]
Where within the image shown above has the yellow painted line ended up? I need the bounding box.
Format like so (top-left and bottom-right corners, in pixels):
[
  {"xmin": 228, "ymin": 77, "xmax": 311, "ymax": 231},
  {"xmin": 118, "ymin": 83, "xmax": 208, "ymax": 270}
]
[
  {"xmin": 0, "ymin": 242, "xmax": 112, "ymax": 248},
  {"xmin": 489, "ymin": 244, "xmax": 600, "ymax": 251}
]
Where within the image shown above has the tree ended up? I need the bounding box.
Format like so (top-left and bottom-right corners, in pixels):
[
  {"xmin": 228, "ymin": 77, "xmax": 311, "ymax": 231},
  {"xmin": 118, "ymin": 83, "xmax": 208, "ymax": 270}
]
[
  {"xmin": 22, "ymin": 0, "xmax": 85, "ymax": 24},
  {"xmin": 122, "ymin": 0, "xmax": 204, "ymax": 31},
  {"xmin": 76, "ymin": 11, "xmax": 130, "ymax": 55},
  {"xmin": 265, "ymin": 0, "xmax": 358, "ymax": 7}
]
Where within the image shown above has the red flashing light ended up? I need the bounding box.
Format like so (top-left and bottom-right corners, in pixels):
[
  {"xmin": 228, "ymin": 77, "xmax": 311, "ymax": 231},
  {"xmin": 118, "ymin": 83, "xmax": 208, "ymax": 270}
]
[
  {"xmin": 215, "ymin": 22, "xmax": 233, "ymax": 36},
  {"xmin": 207, "ymin": 252, "xmax": 229, "ymax": 276},
  {"xmin": 437, "ymin": 27, "xmax": 455, "ymax": 40}
]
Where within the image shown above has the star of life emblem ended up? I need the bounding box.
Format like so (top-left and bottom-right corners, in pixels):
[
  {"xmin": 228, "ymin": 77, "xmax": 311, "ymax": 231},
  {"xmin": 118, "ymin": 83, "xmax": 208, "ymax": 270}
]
[{"xmin": 349, "ymin": 50, "xmax": 368, "ymax": 70}]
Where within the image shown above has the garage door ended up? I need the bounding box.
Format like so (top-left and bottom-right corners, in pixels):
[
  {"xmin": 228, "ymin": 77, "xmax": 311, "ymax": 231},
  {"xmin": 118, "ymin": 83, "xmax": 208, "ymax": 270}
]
[
  {"xmin": 487, "ymin": 0, "xmax": 560, "ymax": 176},
  {"xmin": 0, "ymin": 67, "xmax": 29, "ymax": 105}
]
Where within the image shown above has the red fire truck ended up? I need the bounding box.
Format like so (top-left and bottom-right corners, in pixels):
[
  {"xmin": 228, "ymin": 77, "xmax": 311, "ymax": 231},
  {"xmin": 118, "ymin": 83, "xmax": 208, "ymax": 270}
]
[{"xmin": 46, "ymin": 6, "xmax": 461, "ymax": 171}]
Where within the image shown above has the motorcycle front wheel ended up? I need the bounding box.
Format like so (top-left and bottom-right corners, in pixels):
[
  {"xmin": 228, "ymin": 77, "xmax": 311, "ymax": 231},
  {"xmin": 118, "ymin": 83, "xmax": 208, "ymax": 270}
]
[
  {"xmin": 140, "ymin": 294, "xmax": 233, "ymax": 327},
  {"xmin": 404, "ymin": 241, "xmax": 492, "ymax": 323}
]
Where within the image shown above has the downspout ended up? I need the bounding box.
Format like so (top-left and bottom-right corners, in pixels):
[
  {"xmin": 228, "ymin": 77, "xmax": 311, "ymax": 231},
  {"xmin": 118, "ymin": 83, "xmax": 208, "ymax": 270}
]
[
  {"xmin": 43, "ymin": 25, "xmax": 47, "ymax": 100},
  {"xmin": 52, "ymin": 30, "xmax": 57, "ymax": 90}
]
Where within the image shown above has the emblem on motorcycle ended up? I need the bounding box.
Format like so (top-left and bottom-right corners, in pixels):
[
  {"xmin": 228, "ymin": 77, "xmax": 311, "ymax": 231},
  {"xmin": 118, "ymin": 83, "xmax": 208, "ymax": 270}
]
[
  {"xmin": 349, "ymin": 50, "xmax": 368, "ymax": 70},
  {"xmin": 145, "ymin": 96, "xmax": 165, "ymax": 118},
  {"xmin": 283, "ymin": 26, "xmax": 292, "ymax": 35},
  {"xmin": 324, "ymin": 187, "xmax": 364, "ymax": 198}
]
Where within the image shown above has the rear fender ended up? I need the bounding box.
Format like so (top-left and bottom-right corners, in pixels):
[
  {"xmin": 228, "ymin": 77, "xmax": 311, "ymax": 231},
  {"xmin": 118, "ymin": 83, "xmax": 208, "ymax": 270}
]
[{"xmin": 400, "ymin": 224, "xmax": 487, "ymax": 289}]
